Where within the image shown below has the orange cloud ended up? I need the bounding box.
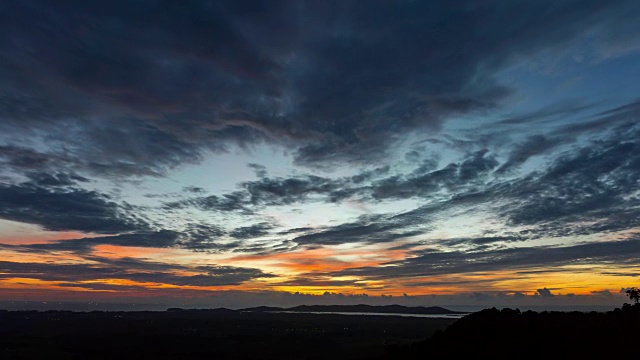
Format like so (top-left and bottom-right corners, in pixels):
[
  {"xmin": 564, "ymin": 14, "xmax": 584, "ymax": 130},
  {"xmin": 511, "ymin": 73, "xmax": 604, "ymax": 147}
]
[{"xmin": 225, "ymin": 244, "xmax": 412, "ymax": 275}]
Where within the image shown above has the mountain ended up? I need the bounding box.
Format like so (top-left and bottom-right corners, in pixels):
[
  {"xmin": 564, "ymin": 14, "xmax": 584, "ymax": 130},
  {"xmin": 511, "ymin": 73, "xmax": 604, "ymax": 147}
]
[{"xmin": 241, "ymin": 304, "xmax": 465, "ymax": 315}]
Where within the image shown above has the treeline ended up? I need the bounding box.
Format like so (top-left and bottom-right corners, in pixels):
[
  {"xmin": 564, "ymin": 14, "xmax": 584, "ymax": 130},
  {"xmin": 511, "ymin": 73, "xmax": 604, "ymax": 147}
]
[{"xmin": 380, "ymin": 304, "xmax": 640, "ymax": 358}]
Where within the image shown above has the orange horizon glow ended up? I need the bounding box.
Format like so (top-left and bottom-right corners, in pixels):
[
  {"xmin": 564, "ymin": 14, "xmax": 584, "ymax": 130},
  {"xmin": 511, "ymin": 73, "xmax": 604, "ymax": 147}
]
[{"xmin": 2, "ymin": 240, "xmax": 638, "ymax": 300}]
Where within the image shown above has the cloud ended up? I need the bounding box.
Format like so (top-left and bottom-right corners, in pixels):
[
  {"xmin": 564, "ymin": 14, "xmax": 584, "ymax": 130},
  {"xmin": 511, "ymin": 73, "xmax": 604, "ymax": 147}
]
[
  {"xmin": 496, "ymin": 135, "xmax": 566, "ymax": 174},
  {"xmin": 243, "ymin": 176, "xmax": 344, "ymax": 206},
  {"xmin": 163, "ymin": 192, "xmax": 250, "ymax": 213},
  {"xmin": 496, "ymin": 101, "xmax": 595, "ymax": 126},
  {"xmin": 267, "ymin": 277, "xmax": 363, "ymax": 288},
  {"xmin": 502, "ymin": 124, "xmax": 640, "ymax": 235},
  {"xmin": 0, "ymin": 1, "xmax": 639, "ymax": 305},
  {"xmin": 0, "ymin": 145, "xmax": 72, "ymax": 174},
  {"xmin": 230, "ymin": 222, "xmax": 274, "ymax": 239},
  {"xmin": 371, "ymin": 149, "xmax": 498, "ymax": 200},
  {"xmin": 0, "ymin": 180, "xmax": 145, "ymax": 234},
  {"xmin": 156, "ymin": 102, "xmax": 640, "ymax": 250},
  {"xmin": 469, "ymin": 235, "xmax": 526, "ymax": 245},
  {"xmin": 264, "ymin": 110, "xmax": 640, "ymax": 254},
  {"xmin": 291, "ymin": 214, "xmax": 424, "ymax": 246},
  {"xmin": 590, "ymin": 290, "xmax": 613, "ymax": 296},
  {"xmin": 56, "ymin": 282, "xmax": 149, "ymax": 292},
  {"xmin": 327, "ymin": 237, "xmax": 640, "ymax": 280},
  {"xmin": 602, "ymin": 272, "xmax": 640, "ymax": 277},
  {"xmin": 23, "ymin": 231, "xmax": 180, "ymax": 253},
  {"xmin": 513, "ymin": 292, "xmax": 526, "ymax": 299},
  {"xmin": 536, "ymin": 288, "xmax": 554, "ymax": 297},
  {"xmin": 25, "ymin": 172, "xmax": 90, "ymax": 187},
  {"xmin": 176, "ymin": 223, "xmax": 229, "ymax": 251},
  {"xmin": 162, "ymin": 172, "xmax": 364, "ymax": 212},
  {"xmin": 0, "ymin": 257, "xmax": 273, "ymax": 287},
  {"xmin": 5, "ymin": 224, "xmax": 244, "ymax": 254},
  {"xmin": 559, "ymin": 99, "xmax": 640, "ymax": 136},
  {"xmin": 182, "ymin": 186, "xmax": 206, "ymax": 194},
  {"xmin": 0, "ymin": 0, "xmax": 635, "ymax": 177}
]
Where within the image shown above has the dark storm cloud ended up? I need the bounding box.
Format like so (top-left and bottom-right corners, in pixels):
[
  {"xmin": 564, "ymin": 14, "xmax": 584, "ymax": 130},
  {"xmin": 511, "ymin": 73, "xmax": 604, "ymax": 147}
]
[
  {"xmin": 163, "ymin": 191, "xmax": 250, "ymax": 213},
  {"xmin": 230, "ymin": 239, "xmax": 297, "ymax": 255},
  {"xmin": 164, "ymin": 148, "xmax": 499, "ymax": 218},
  {"xmin": 247, "ymin": 163, "xmax": 268, "ymax": 178},
  {"xmin": 76, "ymin": 118, "xmax": 204, "ymax": 177},
  {"xmin": 182, "ymin": 186, "xmax": 206, "ymax": 194},
  {"xmin": 0, "ymin": 146, "xmax": 36, "ymax": 168},
  {"xmin": 277, "ymin": 227, "xmax": 315, "ymax": 235},
  {"xmin": 124, "ymin": 268, "xmax": 273, "ymax": 287},
  {"xmin": 163, "ymin": 174, "xmax": 358, "ymax": 212},
  {"xmin": 0, "ymin": 258, "xmax": 273, "ymax": 287},
  {"xmin": 496, "ymin": 135, "xmax": 565, "ymax": 174},
  {"xmin": 371, "ymin": 107, "xmax": 640, "ymax": 243},
  {"xmin": 292, "ymin": 214, "xmax": 425, "ymax": 246},
  {"xmin": 559, "ymin": 99, "xmax": 640, "ymax": 136},
  {"xmin": 276, "ymin": 188, "xmax": 490, "ymax": 247},
  {"xmin": 176, "ymin": 223, "xmax": 228, "ymax": 250},
  {"xmin": 0, "ymin": 133, "xmax": 193, "ymax": 179},
  {"xmin": 218, "ymin": 107, "xmax": 640, "ymax": 247},
  {"xmin": 285, "ymin": 0, "xmax": 622, "ymax": 166},
  {"xmin": 349, "ymin": 166, "xmax": 391, "ymax": 184},
  {"xmin": 243, "ymin": 175, "xmax": 344, "ymax": 205},
  {"xmin": 503, "ymin": 127, "xmax": 640, "ymax": 233},
  {"xmin": 0, "ymin": 180, "xmax": 145, "ymax": 234},
  {"xmin": 371, "ymin": 149, "xmax": 498, "ymax": 200},
  {"xmin": 3, "ymin": 223, "xmax": 238, "ymax": 253},
  {"xmin": 496, "ymin": 101, "xmax": 595, "ymax": 126},
  {"xmin": 0, "ymin": 0, "xmax": 638, "ymax": 258},
  {"xmin": 25, "ymin": 172, "xmax": 90, "ymax": 187},
  {"xmin": 1, "ymin": 0, "xmax": 635, "ymax": 175},
  {"xmin": 471, "ymin": 235, "xmax": 525, "ymax": 245},
  {"xmin": 328, "ymin": 237, "xmax": 640, "ymax": 280},
  {"xmin": 397, "ymin": 111, "xmax": 640, "ymax": 242},
  {"xmin": 230, "ymin": 222, "xmax": 273, "ymax": 239},
  {"xmin": 25, "ymin": 231, "xmax": 180, "ymax": 253},
  {"xmin": 440, "ymin": 235, "xmax": 526, "ymax": 246},
  {"xmin": 0, "ymin": 145, "xmax": 72, "ymax": 173}
]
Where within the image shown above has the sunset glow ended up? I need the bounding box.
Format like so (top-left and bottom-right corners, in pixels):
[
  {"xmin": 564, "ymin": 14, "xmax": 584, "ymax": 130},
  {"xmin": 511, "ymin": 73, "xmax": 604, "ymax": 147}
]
[{"xmin": 1, "ymin": 1, "xmax": 640, "ymax": 310}]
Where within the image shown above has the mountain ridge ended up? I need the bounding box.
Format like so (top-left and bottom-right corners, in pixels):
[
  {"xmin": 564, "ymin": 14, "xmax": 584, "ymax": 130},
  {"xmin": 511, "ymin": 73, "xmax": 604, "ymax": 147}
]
[{"xmin": 241, "ymin": 304, "xmax": 466, "ymax": 315}]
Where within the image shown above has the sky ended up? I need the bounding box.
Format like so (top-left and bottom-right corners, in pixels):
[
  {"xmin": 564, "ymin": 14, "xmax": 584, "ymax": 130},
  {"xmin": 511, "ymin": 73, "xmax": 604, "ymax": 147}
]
[{"xmin": 1, "ymin": 0, "xmax": 640, "ymax": 311}]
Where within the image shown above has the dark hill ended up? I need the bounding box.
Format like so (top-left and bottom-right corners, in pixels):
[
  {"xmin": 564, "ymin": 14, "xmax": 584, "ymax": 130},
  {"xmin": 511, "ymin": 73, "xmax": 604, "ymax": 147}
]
[
  {"xmin": 379, "ymin": 304, "xmax": 640, "ymax": 359},
  {"xmin": 242, "ymin": 304, "xmax": 465, "ymax": 315}
]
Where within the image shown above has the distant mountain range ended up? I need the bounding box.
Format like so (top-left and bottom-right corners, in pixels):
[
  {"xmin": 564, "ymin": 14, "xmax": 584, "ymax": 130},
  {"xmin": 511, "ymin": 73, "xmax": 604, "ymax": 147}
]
[{"xmin": 241, "ymin": 304, "xmax": 466, "ymax": 315}]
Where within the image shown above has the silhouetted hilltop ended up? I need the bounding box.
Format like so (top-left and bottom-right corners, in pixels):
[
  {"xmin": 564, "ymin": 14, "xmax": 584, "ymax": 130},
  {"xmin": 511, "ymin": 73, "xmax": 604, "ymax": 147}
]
[
  {"xmin": 379, "ymin": 304, "xmax": 640, "ymax": 359},
  {"xmin": 242, "ymin": 304, "xmax": 465, "ymax": 315}
]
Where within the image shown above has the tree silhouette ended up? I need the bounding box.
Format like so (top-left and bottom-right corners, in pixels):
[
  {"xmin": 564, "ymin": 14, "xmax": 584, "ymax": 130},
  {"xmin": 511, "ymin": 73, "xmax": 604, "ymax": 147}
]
[{"xmin": 626, "ymin": 287, "xmax": 639, "ymax": 305}]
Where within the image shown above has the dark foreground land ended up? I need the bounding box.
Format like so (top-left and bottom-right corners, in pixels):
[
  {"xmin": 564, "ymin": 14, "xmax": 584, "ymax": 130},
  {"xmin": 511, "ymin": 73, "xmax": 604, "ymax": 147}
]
[
  {"xmin": 0, "ymin": 308, "xmax": 455, "ymax": 360},
  {"xmin": 380, "ymin": 304, "xmax": 640, "ymax": 359},
  {"xmin": 2, "ymin": 304, "xmax": 639, "ymax": 359}
]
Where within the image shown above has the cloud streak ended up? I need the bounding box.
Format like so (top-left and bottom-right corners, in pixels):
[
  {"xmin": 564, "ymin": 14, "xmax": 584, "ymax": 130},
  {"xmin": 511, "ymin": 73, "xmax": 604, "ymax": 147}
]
[{"xmin": 0, "ymin": 257, "xmax": 273, "ymax": 287}]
